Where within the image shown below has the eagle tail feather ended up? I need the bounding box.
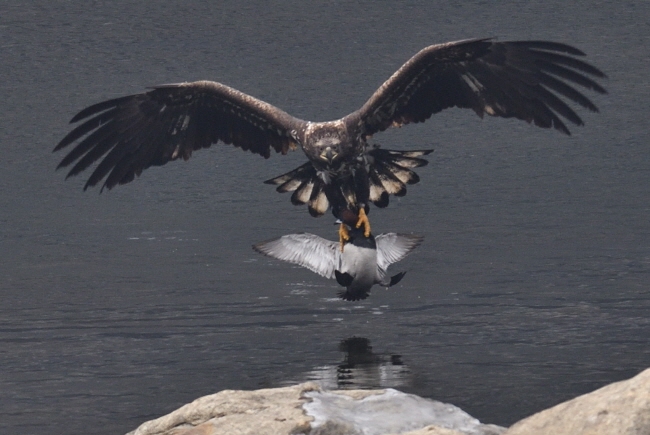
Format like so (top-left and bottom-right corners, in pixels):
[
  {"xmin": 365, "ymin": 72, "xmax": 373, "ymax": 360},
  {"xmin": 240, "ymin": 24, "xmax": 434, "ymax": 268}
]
[
  {"xmin": 264, "ymin": 162, "xmax": 316, "ymax": 192},
  {"xmin": 368, "ymin": 148, "xmax": 433, "ymax": 168},
  {"xmin": 368, "ymin": 169, "xmax": 390, "ymax": 207},
  {"xmin": 364, "ymin": 147, "xmax": 433, "ymax": 207},
  {"xmin": 373, "ymin": 164, "xmax": 407, "ymax": 197},
  {"xmin": 291, "ymin": 179, "xmax": 315, "ymax": 205},
  {"xmin": 267, "ymin": 147, "xmax": 433, "ymax": 213},
  {"xmin": 365, "ymin": 147, "xmax": 433, "ymax": 206},
  {"xmin": 308, "ymin": 177, "xmax": 329, "ymax": 216}
]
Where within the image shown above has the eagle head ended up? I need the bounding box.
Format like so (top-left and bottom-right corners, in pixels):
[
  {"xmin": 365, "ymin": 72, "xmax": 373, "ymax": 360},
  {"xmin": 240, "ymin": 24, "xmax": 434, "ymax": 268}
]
[
  {"xmin": 302, "ymin": 121, "xmax": 349, "ymax": 166},
  {"xmin": 315, "ymin": 136, "xmax": 342, "ymax": 164}
]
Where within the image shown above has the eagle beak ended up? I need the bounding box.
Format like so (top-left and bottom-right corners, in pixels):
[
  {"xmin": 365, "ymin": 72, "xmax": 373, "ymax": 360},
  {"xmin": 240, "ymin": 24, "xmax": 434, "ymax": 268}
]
[{"xmin": 321, "ymin": 147, "xmax": 337, "ymax": 164}]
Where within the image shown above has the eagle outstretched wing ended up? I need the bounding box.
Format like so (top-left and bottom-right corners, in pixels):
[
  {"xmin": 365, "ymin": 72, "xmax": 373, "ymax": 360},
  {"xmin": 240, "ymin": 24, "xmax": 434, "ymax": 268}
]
[
  {"xmin": 54, "ymin": 80, "xmax": 305, "ymax": 191},
  {"xmin": 347, "ymin": 38, "xmax": 607, "ymax": 137}
]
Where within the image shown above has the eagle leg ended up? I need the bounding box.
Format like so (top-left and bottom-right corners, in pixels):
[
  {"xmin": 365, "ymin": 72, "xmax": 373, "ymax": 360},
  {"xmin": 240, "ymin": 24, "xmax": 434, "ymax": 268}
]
[
  {"xmin": 339, "ymin": 223, "xmax": 350, "ymax": 252},
  {"xmin": 355, "ymin": 208, "xmax": 371, "ymax": 238}
]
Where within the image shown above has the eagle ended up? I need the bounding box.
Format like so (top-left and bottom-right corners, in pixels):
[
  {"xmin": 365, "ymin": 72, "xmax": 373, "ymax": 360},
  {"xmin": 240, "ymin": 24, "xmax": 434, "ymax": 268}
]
[{"xmin": 54, "ymin": 38, "xmax": 606, "ymax": 237}]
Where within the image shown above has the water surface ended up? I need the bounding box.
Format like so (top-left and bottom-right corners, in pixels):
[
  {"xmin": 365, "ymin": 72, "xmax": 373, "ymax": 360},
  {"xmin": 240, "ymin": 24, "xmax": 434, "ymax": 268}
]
[{"xmin": 1, "ymin": 2, "xmax": 649, "ymax": 434}]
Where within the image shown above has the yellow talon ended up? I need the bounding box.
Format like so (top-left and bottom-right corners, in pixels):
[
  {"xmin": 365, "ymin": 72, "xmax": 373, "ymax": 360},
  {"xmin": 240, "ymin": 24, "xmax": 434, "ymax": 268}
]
[
  {"xmin": 339, "ymin": 223, "xmax": 350, "ymax": 252},
  {"xmin": 355, "ymin": 208, "xmax": 371, "ymax": 238}
]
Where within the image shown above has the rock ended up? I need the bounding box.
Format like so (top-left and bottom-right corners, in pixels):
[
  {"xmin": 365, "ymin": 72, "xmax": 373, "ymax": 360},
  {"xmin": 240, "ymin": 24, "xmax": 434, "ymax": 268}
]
[
  {"xmin": 504, "ymin": 368, "xmax": 650, "ymax": 435},
  {"xmin": 397, "ymin": 426, "xmax": 469, "ymax": 435},
  {"xmin": 125, "ymin": 383, "xmax": 502, "ymax": 435},
  {"xmin": 124, "ymin": 368, "xmax": 650, "ymax": 435},
  {"xmin": 396, "ymin": 424, "xmax": 506, "ymax": 435},
  {"xmin": 125, "ymin": 382, "xmax": 319, "ymax": 435}
]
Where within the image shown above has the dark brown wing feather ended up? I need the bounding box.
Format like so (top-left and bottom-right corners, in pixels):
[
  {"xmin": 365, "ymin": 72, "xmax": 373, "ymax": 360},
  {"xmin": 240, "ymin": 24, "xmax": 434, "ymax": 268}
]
[
  {"xmin": 346, "ymin": 38, "xmax": 607, "ymax": 137},
  {"xmin": 54, "ymin": 80, "xmax": 305, "ymax": 191}
]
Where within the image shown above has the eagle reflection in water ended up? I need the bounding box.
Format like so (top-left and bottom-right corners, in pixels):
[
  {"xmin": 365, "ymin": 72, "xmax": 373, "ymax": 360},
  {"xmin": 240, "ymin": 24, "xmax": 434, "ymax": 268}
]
[{"xmin": 286, "ymin": 337, "xmax": 411, "ymax": 391}]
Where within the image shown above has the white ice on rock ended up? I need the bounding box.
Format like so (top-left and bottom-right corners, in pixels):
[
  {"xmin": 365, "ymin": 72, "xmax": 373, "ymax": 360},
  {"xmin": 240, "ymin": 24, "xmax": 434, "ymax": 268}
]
[{"xmin": 303, "ymin": 389, "xmax": 505, "ymax": 435}]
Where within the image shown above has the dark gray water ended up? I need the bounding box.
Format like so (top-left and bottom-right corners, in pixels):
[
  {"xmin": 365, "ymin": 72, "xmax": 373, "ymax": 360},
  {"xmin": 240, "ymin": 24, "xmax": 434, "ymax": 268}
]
[{"xmin": 1, "ymin": 2, "xmax": 649, "ymax": 434}]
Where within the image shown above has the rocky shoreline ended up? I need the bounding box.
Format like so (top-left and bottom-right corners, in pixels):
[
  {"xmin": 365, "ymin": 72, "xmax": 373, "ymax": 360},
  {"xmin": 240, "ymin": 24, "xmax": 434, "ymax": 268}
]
[{"xmin": 126, "ymin": 368, "xmax": 650, "ymax": 435}]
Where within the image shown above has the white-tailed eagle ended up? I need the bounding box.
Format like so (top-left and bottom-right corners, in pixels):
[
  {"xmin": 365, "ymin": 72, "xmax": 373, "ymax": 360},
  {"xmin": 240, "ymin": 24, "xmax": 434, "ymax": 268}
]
[{"xmin": 54, "ymin": 38, "xmax": 606, "ymax": 235}]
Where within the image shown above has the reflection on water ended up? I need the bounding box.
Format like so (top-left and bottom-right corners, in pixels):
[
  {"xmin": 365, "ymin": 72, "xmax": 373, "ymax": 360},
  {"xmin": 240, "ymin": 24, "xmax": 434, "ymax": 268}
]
[{"xmin": 292, "ymin": 337, "xmax": 412, "ymax": 390}]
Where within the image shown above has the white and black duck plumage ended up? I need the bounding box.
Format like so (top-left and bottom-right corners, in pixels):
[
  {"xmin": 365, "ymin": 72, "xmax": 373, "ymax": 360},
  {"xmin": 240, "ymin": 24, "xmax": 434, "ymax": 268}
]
[{"xmin": 253, "ymin": 225, "xmax": 423, "ymax": 301}]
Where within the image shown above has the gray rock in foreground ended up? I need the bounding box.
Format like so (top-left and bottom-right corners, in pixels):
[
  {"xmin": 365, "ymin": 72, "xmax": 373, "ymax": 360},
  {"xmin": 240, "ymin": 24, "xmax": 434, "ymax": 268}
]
[
  {"xmin": 125, "ymin": 368, "xmax": 650, "ymax": 435},
  {"xmin": 503, "ymin": 367, "xmax": 650, "ymax": 435},
  {"xmin": 125, "ymin": 382, "xmax": 316, "ymax": 435}
]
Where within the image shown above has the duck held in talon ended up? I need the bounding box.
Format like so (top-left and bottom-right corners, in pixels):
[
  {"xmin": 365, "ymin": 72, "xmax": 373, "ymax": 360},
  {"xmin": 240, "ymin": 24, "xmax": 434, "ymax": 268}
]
[
  {"xmin": 253, "ymin": 223, "xmax": 423, "ymax": 301},
  {"xmin": 54, "ymin": 38, "xmax": 606, "ymax": 235}
]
